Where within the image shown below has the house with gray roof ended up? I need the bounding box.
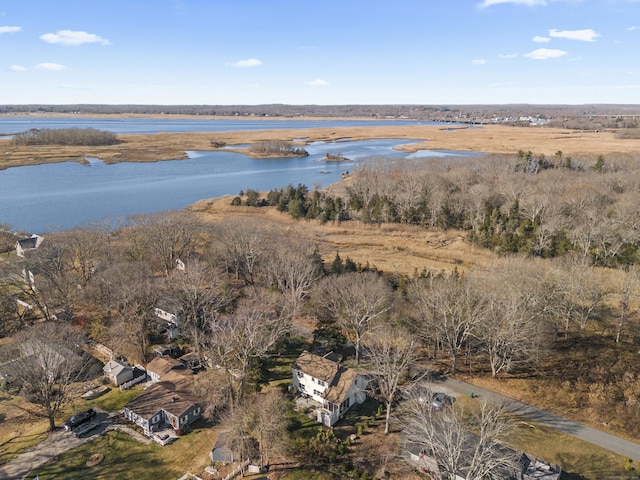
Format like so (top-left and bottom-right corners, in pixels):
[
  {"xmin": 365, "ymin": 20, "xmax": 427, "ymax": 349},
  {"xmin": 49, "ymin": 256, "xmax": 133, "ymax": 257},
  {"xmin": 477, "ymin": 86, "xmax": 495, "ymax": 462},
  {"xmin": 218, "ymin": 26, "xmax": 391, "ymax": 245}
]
[
  {"xmin": 123, "ymin": 358, "xmax": 200, "ymax": 442},
  {"xmin": 103, "ymin": 359, "xmax": 134, "ymax": 386}
]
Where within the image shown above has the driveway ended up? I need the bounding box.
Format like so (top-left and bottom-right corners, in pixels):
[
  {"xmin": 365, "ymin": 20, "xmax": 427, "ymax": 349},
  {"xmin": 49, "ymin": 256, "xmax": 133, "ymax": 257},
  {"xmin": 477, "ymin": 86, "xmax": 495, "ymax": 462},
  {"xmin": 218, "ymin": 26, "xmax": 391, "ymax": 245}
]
[
  {"xmin": 0, "ymin": 410, "xmax": 150, "ymax": 480},
  {"xmin": 435, "ymin": 376, "xmax": 640, "ymax": 462}
]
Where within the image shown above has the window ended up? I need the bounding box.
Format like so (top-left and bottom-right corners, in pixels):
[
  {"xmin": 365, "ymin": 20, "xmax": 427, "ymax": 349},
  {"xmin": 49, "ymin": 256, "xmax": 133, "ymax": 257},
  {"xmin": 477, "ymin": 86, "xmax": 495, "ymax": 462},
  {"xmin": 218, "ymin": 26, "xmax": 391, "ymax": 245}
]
[
  {"xmin": 314, "ymin": 389, "xmax": 322, "ymax": 396},
  {"xmin": 297, "ymin": 370, "xmax": 304, "ymax": 378},
  {"xmin": 318, "ymin": 380, "xmax": 325, "ymax": 387}
]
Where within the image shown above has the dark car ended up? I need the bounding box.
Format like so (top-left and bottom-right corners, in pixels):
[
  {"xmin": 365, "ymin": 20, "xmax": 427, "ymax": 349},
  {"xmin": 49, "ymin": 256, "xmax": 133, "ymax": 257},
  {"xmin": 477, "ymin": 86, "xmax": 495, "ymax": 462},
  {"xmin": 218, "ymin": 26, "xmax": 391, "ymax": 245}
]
[
  {"xmin": 73, "ymin": 421, "xmax": 99, "ymax": 437},
  {"xmin": 63, "ymin": 408, "xmax": 96, "ymax": 431}
]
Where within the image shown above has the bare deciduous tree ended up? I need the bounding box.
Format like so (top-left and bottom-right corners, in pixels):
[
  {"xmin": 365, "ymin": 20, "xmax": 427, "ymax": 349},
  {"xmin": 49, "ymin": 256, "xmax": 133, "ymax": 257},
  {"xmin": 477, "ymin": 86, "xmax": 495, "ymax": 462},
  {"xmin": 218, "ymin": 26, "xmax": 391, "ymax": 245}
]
[
  {"xmin": 613, "ymin": 266, "xmax": 639, "ymax": 343},
  {"xmin": 409, "ymin": 274, "xmax": 484, "ymax": 373},
  {"xmin": 165, "ymin": 260, "xmax": 235, "ymax": 362},
  {"xmin": 213, "ymin": 219, "xmax": 266, "ymax": 286},
  {"xmin": 365, "ymin": 323, "xmax": 416, "ymax": 434},
  {"xmin": 265, "ymin": 236, "xmax": 322, "ymax": 320},
  {"xmin": 475, "ymin": 259, "xmax": 555, "ymax": 377},
  {"xmin": 192, "ymin": 367, "xmax": 233, "ymax": 420},
  {"xmin": 206, "ymin": 291, "xmax": 288, "ymax": 405},
  {"xmin": 99, "ymin": 262, "xmax": 158, "ymax": 363},
  {"xmin": 6, "ymin": 322, "xmax": 89, "ymax": 431},
  {"xmin": 314, "ymin": 271, "xmax": 393, "ymax": 363},
  {"xmin": 404, "ymin": 398, "xmax": 518, "ymax": 480},
  {"xmin": 127, "ymin": 212, "xmax": 198, "ymax": 275},
  {"xmin": 243, "ymin": 391, "xmax": 289, "ymax": 468},
  {"xmin": 553, "ymin": 258, "xmax": 606, "ymax": 332}
]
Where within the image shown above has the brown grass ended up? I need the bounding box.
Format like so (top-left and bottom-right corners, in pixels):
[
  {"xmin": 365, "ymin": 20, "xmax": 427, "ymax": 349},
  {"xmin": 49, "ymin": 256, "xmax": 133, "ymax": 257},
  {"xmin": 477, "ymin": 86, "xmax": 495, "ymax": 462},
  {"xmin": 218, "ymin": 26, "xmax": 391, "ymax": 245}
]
[
  {"xmin": 2, "ymin": 123, "xmax": 640, "ymax": 170},
  {"xmin": 189, "ymin": 195, "xmax": 494, "ymax": 276}
]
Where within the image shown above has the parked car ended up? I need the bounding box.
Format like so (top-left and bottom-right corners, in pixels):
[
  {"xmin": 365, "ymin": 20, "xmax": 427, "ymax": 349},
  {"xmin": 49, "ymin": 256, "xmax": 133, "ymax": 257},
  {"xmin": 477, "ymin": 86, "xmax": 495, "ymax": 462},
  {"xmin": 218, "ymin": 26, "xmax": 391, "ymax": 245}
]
[
  {"xmin": 73, "ymin": 421, "xmax": 99, "ymax": 437},
  {"xmin": 63, "ymin": 408, "xmax": 96, "ymax": 431},
  {"xmin": 432, "ymin": 392, "xmax": 453, "ymax": 410},
  {"xmin": 407, "ymin": 386, "xmax": 454, "ymax": 411}
]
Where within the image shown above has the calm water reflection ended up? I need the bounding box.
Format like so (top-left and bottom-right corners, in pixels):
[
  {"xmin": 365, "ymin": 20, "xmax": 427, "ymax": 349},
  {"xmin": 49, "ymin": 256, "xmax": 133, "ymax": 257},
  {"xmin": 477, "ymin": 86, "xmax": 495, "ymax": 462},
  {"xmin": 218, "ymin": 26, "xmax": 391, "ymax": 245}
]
[{"xmin": 0, "ymin": 119, "xmax": 478, "ymax": 233}]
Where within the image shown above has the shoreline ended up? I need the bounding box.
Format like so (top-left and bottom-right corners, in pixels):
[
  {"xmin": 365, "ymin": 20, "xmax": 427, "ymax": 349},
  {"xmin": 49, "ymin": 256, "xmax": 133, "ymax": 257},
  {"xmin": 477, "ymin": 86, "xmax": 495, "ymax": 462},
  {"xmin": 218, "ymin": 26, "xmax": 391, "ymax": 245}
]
[{"xmin": 1, "ymin": 122, "xmax": 639, "ymax": 171}]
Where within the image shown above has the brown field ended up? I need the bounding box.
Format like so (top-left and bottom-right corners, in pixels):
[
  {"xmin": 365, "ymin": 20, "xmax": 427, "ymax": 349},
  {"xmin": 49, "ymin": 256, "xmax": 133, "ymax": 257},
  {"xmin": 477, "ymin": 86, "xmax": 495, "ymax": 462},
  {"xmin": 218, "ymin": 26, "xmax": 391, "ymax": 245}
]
[
  {"xmin": 190, "ymin": 196, "xmax": 493, "ymax": 276},
  {"xmin": 2, "ymin": 121, "xmax": 640, "ymax": 170}
]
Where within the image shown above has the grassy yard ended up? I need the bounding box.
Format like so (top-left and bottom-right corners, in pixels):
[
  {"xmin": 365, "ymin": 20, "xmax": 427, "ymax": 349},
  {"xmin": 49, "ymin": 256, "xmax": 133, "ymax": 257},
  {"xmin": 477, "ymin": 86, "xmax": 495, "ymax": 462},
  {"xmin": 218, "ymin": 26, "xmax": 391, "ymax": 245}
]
[
  {"xmin": 0, "ymin": 379, "xmax": 144, "ymax": 466},
  {"xmin": 30, "ymin": 423, "xmax": 219, "ymax": 480},
  {"xmin": 77, "ymin": 384, "xmax": 144, "ymax": 412},
  {"xmin": 510, "ymin": 419, "xmax": 640, "ymax": 480}
]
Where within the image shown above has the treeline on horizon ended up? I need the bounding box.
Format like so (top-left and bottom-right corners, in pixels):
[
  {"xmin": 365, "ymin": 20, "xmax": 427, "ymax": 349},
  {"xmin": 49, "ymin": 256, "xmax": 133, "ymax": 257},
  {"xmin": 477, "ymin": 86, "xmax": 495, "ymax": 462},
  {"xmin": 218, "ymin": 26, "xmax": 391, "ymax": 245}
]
[
  {"xmin": 238, "ymin": 150, "xmax": 640, "ymax": 269},
  {"xmin": 3, "ymin": 103, "xmax": 640, "ymax": 129}
]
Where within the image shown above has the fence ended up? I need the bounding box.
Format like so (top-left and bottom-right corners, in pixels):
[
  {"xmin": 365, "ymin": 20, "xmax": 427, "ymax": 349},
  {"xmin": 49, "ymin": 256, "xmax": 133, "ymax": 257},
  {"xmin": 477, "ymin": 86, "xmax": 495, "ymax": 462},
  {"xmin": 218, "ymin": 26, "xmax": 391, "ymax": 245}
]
[
  {"xmin": 221, "ymin": 459, "xmax": 250, "ymax": 480},
  {"xmin": 119, "ymin": 373, "xmax": 147, "ymax": 391}
]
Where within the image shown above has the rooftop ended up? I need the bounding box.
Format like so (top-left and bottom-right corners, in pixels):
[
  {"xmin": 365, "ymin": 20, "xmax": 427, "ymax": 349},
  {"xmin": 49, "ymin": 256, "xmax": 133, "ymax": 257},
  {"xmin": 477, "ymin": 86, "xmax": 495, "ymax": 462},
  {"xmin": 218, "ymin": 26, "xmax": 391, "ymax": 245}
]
[{"xmin": 294, "ymin": 350, "xmax": 339, "ymax": 383}]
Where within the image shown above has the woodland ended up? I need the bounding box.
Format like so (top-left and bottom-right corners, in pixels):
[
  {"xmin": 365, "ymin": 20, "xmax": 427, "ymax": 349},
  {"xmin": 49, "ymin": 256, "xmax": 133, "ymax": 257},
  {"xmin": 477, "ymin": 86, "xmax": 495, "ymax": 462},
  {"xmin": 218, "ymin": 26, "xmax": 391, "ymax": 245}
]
[{"xmin": 1, "ymin": 116, "xmax": 640, "ymax": 478}]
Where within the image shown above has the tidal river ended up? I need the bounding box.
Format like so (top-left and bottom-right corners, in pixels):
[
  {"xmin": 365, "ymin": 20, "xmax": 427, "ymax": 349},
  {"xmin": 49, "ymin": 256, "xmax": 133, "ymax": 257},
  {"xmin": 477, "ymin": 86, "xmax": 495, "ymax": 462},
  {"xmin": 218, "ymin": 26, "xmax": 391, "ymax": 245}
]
[{"xmin": 0, "ymin": 118, "xmax": 477, "ymax": 233}]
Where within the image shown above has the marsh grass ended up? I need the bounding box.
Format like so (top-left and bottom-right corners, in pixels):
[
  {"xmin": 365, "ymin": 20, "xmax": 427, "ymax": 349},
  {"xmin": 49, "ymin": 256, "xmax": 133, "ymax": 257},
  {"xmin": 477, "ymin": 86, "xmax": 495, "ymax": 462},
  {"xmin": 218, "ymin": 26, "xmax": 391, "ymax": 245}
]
[{"xmin": 4, "ymin": 123, "xmax": 640, "ymax": 170}]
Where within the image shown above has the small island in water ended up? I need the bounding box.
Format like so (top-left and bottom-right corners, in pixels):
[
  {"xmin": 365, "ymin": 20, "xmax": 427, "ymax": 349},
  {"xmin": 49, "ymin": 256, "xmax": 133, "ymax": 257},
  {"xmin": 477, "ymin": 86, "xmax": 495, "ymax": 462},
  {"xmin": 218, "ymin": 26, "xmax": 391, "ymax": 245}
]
[{"xmin": 322, "ymin": 152, "xmax": 350, "ymax": 162}]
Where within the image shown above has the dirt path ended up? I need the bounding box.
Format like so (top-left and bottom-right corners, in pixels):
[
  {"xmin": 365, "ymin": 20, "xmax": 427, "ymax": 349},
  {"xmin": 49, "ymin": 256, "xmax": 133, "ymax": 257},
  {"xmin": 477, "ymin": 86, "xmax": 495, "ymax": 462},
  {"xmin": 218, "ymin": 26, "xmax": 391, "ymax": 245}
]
[{"xmin": 439, "ymin": 376, "xmax": 640, "ymax": 462}]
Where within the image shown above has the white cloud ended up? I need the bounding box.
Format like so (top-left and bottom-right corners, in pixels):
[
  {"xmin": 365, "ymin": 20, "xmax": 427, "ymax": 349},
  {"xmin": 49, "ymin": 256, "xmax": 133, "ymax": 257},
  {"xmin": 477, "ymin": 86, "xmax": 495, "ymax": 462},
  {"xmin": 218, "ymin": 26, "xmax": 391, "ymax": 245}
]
[
  {"xmin": 0, "ymin": 25, "xmax": 20, "ymax": 34},
  {"xmin": 533, "ymin": 36, "xmax": 550, "ymax": 42},
  {"xmin": 9, "ymin": 64, "xmax": 26, "ymax": 71},
  {"xmin": 627, "ymin": 26, "xmax": 638, "ymax": 31},
  {"xmin": 229, "ymin": 58, "xmax": 262, "ymax": 68},
  {"xmin": 305, "ymin": 78, "xmax": 329, "ymax": 87},
  {"xmin": 524, "ymin": 48, "xmax": 568, "ymax": 60},
  {"xmin": 40, "ymin": 30, "xmax": 110, "ymax": 46},
  {"xmin": 472, "ymin": 59, "xmax": 487, "ymax": 65},
  {"xmin": 549, "ymin": 28, "xmax": 601, "ymax": 42},
  {"xmin": 35, "ymin": 62, "xmax": 66, "ymax": 71},
  {"xmin": 499, "ymin": 53, "xmax": 518, "ymax": 58},
  {"xmin": 479, "ymin": 0, "xmax": 546, "ymax": 7}
]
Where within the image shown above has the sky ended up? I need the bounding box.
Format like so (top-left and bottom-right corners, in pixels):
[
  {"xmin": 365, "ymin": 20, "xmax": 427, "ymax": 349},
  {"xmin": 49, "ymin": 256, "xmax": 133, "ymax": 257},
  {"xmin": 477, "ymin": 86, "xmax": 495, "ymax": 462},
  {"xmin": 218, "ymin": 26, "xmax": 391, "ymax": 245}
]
[{"xmin": 1, "ymin": 0, "xmax": 640, "ymax": 105}]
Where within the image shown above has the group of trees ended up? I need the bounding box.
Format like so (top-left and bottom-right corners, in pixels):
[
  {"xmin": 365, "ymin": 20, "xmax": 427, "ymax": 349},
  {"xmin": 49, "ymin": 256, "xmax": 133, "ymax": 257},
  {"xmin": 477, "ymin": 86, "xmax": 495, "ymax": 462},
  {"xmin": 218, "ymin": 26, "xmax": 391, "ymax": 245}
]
[
  {"xmin": 248, "ymin": 140, "xmax": 308, "ymax": 157},
  {"xmin": 11, "ymin": 127, "xmax": 119, "ymax": 146},
  {"xmin": 245, "ymin": 151, "xmax": 640, "ymax": 268},
  {"xmin": 2, "ymin": 186, "xmax": 639, "ymax": 447}
]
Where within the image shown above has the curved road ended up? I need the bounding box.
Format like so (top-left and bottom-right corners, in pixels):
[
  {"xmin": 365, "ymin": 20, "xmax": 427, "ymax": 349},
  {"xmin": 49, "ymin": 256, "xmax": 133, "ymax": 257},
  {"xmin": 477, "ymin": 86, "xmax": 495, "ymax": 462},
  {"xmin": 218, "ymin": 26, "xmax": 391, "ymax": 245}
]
[
  {"xmin": 439, "ymin": 376, "xmax": 640, "ymax": 462},
  {"xmin": 1, "ymin": 377, "xmax": 639, "ymax": 479}
]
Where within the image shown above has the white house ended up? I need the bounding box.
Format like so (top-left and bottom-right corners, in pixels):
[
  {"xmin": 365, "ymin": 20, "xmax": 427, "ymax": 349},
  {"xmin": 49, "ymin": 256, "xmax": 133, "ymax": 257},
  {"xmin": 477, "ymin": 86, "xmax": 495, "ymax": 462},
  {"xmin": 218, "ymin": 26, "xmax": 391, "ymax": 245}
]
[
  {"xmin": 16, "ymin": 234, "xmax": 44, "ymax": 258},
  {"xmin": 103, "ymin": 359, "xmax": 134, "ymax": 386},
  {"xmin": 293, "ymin": 351, "xmax": 369, "ymax": 426}
]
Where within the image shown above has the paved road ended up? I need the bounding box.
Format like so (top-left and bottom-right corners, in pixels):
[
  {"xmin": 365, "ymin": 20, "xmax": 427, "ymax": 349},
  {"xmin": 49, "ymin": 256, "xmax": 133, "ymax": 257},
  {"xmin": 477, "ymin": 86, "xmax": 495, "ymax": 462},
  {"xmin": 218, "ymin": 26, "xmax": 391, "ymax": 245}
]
[{"xmin": 436, "ymin": 376, "xmax": 640, "ymax": 462}]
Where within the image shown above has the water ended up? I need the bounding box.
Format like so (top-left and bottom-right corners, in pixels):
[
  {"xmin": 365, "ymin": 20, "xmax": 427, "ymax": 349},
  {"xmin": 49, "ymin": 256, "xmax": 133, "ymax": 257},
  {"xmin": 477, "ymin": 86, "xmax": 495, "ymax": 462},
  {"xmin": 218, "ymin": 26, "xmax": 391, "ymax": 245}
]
[
  {"xmin": 0, "ymin": 118, "xmax": 478, "ymax": 233},
  {"xmin": 0, "ymin": 116, "xmax": 430, "ymax": 135}
]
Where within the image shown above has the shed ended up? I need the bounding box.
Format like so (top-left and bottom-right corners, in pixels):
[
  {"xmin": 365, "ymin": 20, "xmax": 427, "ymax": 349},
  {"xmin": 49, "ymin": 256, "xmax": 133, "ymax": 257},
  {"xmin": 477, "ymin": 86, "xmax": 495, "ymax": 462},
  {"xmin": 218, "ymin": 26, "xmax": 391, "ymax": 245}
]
[{"xmin": 103, "ymin": 359, "xmax": 134, "ymax": 386}]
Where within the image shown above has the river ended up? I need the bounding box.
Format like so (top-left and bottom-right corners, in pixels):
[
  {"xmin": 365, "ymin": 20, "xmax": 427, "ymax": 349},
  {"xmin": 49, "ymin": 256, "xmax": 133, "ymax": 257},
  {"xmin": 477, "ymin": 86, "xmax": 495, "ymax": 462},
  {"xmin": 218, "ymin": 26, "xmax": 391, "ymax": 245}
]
[{"xmin": 0, "ymin": 118, "xmax": 478, "ymax": 233}]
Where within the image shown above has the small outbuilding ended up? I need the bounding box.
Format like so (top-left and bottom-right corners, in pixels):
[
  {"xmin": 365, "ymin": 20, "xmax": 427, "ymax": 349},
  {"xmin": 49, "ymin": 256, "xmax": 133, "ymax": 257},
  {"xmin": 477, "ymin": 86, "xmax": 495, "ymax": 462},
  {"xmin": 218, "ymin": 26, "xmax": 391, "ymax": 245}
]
[
  {"xmin": 16, "ymin": 234, "xmax": 44, "ymax": 257},
  {"xmin": 103, "ymin": 359, "xmax": 134, "ymax": 386}
]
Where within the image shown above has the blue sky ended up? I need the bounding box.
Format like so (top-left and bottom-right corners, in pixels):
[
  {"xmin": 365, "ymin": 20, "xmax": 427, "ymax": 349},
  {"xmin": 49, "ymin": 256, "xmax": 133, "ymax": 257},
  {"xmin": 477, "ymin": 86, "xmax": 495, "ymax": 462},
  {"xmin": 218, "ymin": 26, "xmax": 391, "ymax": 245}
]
[{"xmin": 1, "ymin": 0, "xmax": 639, "ymax": 105}]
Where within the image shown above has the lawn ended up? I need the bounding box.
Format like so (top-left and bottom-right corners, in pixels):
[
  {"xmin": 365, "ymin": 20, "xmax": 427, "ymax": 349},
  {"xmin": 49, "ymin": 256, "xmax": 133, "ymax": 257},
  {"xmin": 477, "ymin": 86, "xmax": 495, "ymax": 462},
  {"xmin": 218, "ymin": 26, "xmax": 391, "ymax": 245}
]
[
  {"xmin": 82, "ymin": 384, "xmax": 143, "ymax": 412},
  {"xmin": 30, "ymin": 424, "xmax": 219, "ymax": 480},
  {"xmin": 509, "ymin": 420, "xmax": 640, "ymax": 480}
]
